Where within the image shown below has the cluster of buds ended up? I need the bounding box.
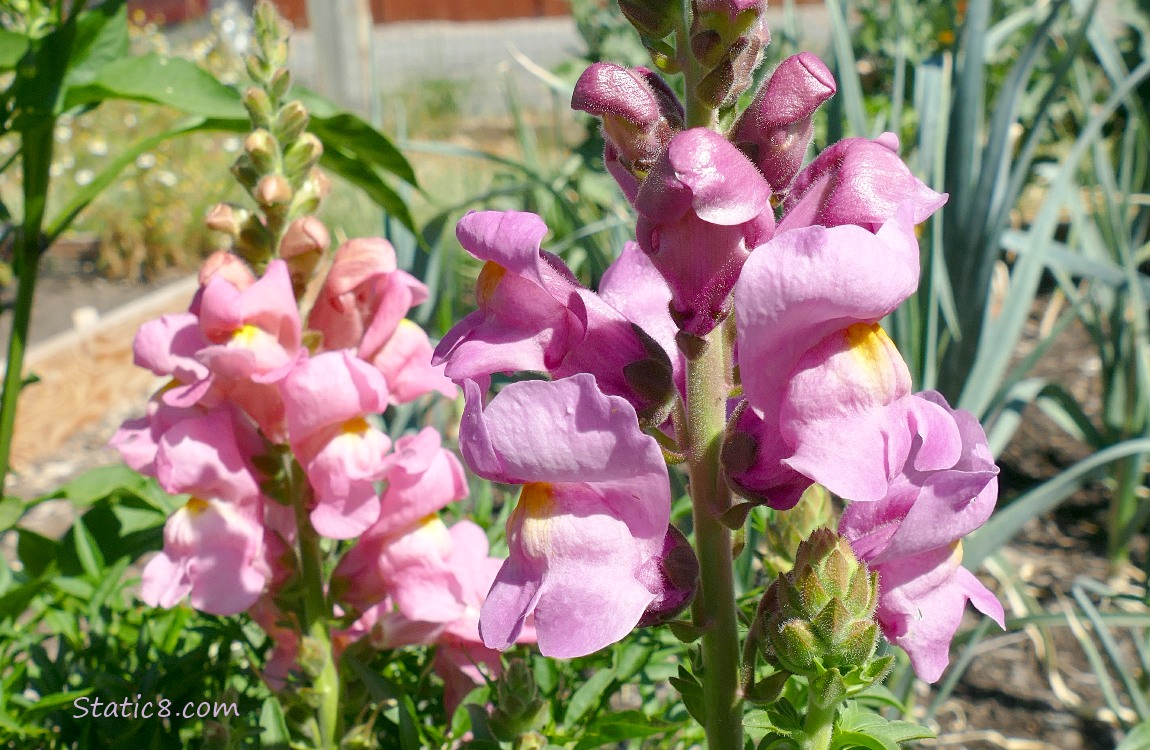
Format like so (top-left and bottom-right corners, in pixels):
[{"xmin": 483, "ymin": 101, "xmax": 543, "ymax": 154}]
[
  {"xmin": 432, "ymin": 0, "xmax": 1004, "ymax": 684},
  {"xmin": 112, "ymin": 5, "xmax": 525, "ymax": 712}
]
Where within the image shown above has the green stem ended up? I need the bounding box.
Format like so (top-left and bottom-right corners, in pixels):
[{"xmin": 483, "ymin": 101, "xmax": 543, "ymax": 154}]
[
  {"xmin": 289, "ymin": 461, "xmax": 340, "ymax": 749},
  {"xmin": 0, "ymin": 123, "xmax": 55, "ymax": 494},
  {"xmin": 686, "ymin": 334, "xmax": 743, "ymax": 749},
  {"xmin": 800, "ymin": 693, "xmax": 837, "ymax": 750}
]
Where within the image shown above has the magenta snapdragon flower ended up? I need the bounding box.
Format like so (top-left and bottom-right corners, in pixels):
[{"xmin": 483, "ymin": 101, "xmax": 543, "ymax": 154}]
[{"xmin": 432, "ymin": 210, "xmax": 675, "ymax": 422}]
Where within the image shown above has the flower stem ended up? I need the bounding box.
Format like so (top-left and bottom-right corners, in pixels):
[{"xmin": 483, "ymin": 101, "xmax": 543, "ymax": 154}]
[
  {"xmin": 0, "ymin": 123, "xmax": 54, "ymax": 494},
  {"xmin": 801, "ymin": 692, "xmax": 837, "ymax": 750},
  {"xmin": 289, "ymin": 460, "xmax": 340, "ymax": 749},
  {"xmin": 685, "ymin": 333, "xmax": 743, "ymax": 748}
]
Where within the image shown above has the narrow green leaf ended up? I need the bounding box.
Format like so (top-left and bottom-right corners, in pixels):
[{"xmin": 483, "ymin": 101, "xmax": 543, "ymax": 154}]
[
  {"xmin": 72, "ymin": 516, "xmax": 104, "ymax": 579},
  {"xmin": 22, "ymin": 689, "xmax": 92, "ymax": 722},
  {"xmin": 563, "ymin": 668, "xmax": 615, "ymax": 728},
  {"xmin": 1117, "ymin": 721, "xmax": 1150, "ymax": 750},
  {"xmin": 320, "ymin": 147, "xmax": 417, "ymax": 236},
  {"xmin": 308, "ymin": 111, "xmax": 417, "ymax": 187},
  {"xmin": 0, "ymin": 496, "xmax": 25, "ymax": 533},
  {"xmin": 258, "ymin": 696, "xmax": 291, "ymax": 748},
  {"xmin": 53, "ymin": 464, "xmax": 145, "ymax": 506},
  {"xmin": 964, "ymin": 438, "xmax": 1150, "ymax": 568}
]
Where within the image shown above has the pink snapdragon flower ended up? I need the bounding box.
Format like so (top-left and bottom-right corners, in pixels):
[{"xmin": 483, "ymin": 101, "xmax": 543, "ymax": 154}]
[
  {"xmin": 308, "ymin": 237, "xmax": 455, "ymax": 403},
  {"xmin": 839, "ymin": 391, "xmax": 1004, "ymax": 681},
  {"xmin": 196, "ymin": 259, "xmax": 302, "ymax": 383},
  {"xmin": 633, "ymin": 127, "xmax": 775, "ymax": 335},
  {"xmin": 729, "ymin": 206, "xmax": 921, "ymax": 505},
  {"xmin": 332, "ymin": 427, "xmax": 468, "ymax": 616},
  {"xmin": 280, "ymin": 350, "xmax": 392, "ymax": 539},
  {"xmin": 141, "ymin": 496, "xmax": 269, "ymax": 616},
  {"xmin": 458, "ymin": 374, "xmax": 673, "ymax": 657},
  {"xmin": 432, "ymin": 210, "xmax": 675, "ymax": 422}
]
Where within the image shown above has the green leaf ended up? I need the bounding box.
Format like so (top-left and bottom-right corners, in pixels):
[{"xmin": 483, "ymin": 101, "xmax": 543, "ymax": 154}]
[
  {"xmin": 0, "ymin": 576, "xmax": 49, "ymax": 621},
  {"xmin": 61, "ymin": 0, "xmax": 128, "ymax": 91},
  {"xmin": 72, "ymin": 516, "xmax": 105, "ymax": 579},
  {"xmin": 16, "ymin": 528, "xmax": 59, "ymax": 578},
  {"xmin": 307, "ymin": 109, "xmax": 417, "ymax": 187},
  {"xmin": 259, "ymin": 696, "xmax": 291, "ymax": 749},
  {"xmin": 563, "ymin": 667, "xmax": 615, "ymax": 728},
  {"xmin": 22, "ymin": 689, "xmax": 92, "ymax": 722},
  {"xmin": 965, "ymin": 437, "xmax": 1150, "ymax": 568},
  {"xmin": 53, "ymin": 464, "xmax": 146, "ymax": 506},
  {"xmin": 573, "ymin": 710, "xmax": 674, "ymax": 749},
  {"xmin": 0, "ymin": 30, "xmax": 29, "ymax": 70},
  {"xmin": 64, "ymin": 53, "xmax": 245, "ymax": 119},
  {"xmin": 1117, "ymin": 721, "xmax": 1150, "ymax": 750},
  {"xmin": 320, "ymin": 147, "xmax": 417, "ymax": 235},
  {"xmin": 0, "ymin": 496, "xmax": 25, "ymax": 533}
]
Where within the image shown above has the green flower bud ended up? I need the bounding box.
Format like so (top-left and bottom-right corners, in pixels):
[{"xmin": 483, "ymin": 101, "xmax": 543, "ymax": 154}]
[
  {"xmin": 245, "ymin": 128, "xmax": 279, "ymax": 174},
  {"xmin": 243, "ymin": 87, "xmax": 274, "ymax": 128},
  {"xmin": 489, "ymin": 659, "xmax": 547, "ymax": 742},
  {"xmin": 282, "ymin": 133, "xmax": 323, "ymax": 183},
  {"xmin": 761, "ymin": 528, "xmax": 880, "ymax": 678},
  {"xmin": 274, "ymin": 100, "xmax": 310, "ymax": 145},
  {"xmin": 760, "ymin": 484, "xmax": 835, "ymax": 579},
  {"xmin": 618, "ymin": 0, "xmax": 679, "ymax": 39}
]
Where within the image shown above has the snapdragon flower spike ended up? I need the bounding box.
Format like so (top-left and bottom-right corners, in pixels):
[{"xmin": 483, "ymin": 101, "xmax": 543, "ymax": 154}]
[
  {"xmin": 132, "ymin": 312, "xmax": 210, "ymax": 386},
  {"xmin": 732, "ymin": 52, "xmax": 837, "ymax": 193},
  {"xmin": 141, "ymin": 496, "xmax": 269, "ymax": 616},
  {"xmin": 634, "ymin": 127, "xmax": 774, "ymax": 336},
  {"xmin": 840, "ymin": 391, "xmax": 1004, "ymax": 681},
  {"xmin": 309, "ymin": 237, "xmax": 455, "ymax": 403},
  {"xmin": 779, "ymin": 133, "xmax": 947, "ymax": 233},
  {"xmin": 571, "ymin": 63, "xmax": 682, "ymax": 177},
  {"xmin": 280, "ymin": 350, "xmax": 392, "ymax": 539},
  {"xmin": 459, "ymin": 374, "xmax": 672, "ymax": 658},
  {"xmin": 332, "ymin": 427, "xmax": 468, "ymax": 616},
  {"xmin": 196, "ymin": 258, "xmax": 302, "ymax": 383},
  {"xmin": 432, "ymin": 210, "xmax": 675, "ymax": 422}
]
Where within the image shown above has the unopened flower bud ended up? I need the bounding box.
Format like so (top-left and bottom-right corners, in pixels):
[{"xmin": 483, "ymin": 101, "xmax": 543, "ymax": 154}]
[
  {"xmin": 693, "ymin": 22, "xmax": 768, "ymax": 108},
  {"xmin": 204, "ymin": 203, "xmax": 249, "ymax": 237},
  {"xmin": 638, "ymin": 525, "xmax": 699, "ymax": 627},
  {"xmin": 199, "ymin": 249, "xmax": 256, "ymax": 289},
  {"xmin": 761, "ymin": 528, "xmax": 881, "ymax": 678},
  {"xmin": 572, "ymin": 63, "xmax": 683, "ymax": 177},
  {"xmin": 489, "ymin": 659, "xmax": 547, "ymax": 741},
  {"xmin": 291, "ymin": 168, "xmax": 331, "ymax": 215},
  {"xmin": 230, "ymin": 153, "xmax": 260, "ymax": 191},
  {"xmin": 243, "ymin": 86, "xmax": 274, "ymax": 127},
  {"xmin": 245, "ymin": 54, "xmax": 270, "ymax": 88},
  {"xmin": 733, "ymin": 53, "xmax": 837, "ymax": 193},
  {"xmin": 618, "ymin": 0, "xmax": 679, "ymax": 39},
  {"xmin": 282, "ymin": 133, "xmax": 323, "ymax": 182},
  {"xmin": 235, "ymin": 214, "xmax": 275, "ymax": 265},
  {"xmin": 274, "ymin": 100, "xmax": 310, "ymax": 145},
  {"xmin": 279, "ymin": 216, "xmax": 329, "ymax": 295},
  {"xmin": 245, "ymin": 128, "xmax": 278, "ymax": 173},
  {"xmin": 269, "ymin": 67, "xmax": 292, "ymax": 102},
  {"xmin": 255, "ymin": 173, "xmax": 293, "ymax": 207}
]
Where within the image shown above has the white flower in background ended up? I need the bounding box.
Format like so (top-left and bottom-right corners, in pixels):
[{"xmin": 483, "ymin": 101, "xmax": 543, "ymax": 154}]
[{"xmin": 75, "ymin": 169, "xmax": 94, "ymax": 186}]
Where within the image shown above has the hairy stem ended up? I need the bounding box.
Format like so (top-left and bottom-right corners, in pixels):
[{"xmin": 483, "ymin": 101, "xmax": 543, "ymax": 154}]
[{"xmin": 686, "ymin": 334, "xmax": 743, "ymax": 748}]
